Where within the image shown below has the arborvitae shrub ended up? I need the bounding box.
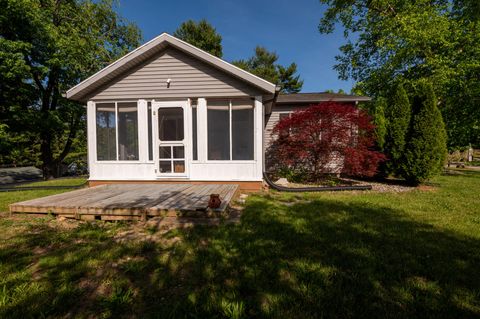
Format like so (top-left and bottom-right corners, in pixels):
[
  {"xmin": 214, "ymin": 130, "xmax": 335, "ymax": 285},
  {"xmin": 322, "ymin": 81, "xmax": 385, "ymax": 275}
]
[
  {"xmin": 384, "ymin": 83, "xmax": 411, "ymax": 176},
  {"xmin": 402, "ymin": 80, "xmax": 447, "ymax": 185},
  {"xmin": 373, "ymin": 97, "xmax": 387, "ymax": 150}
]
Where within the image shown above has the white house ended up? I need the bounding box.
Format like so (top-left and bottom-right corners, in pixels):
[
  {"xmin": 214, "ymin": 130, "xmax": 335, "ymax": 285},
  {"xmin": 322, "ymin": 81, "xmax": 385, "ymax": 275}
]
[{"xmin": 66, "ymin": 33, "xmax": 369, "ymax": 191}]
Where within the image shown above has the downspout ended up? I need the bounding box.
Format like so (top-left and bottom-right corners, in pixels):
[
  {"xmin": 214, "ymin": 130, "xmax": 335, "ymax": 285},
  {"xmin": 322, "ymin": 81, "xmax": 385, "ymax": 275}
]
[{"xmin": 262, "ymin": 90, "xmax": 372, "ymax": 192}]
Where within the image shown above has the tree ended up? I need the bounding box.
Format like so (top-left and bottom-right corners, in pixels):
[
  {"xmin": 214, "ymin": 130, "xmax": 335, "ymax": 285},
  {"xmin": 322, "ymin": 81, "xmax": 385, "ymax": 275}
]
[
  {"xmin": 173, "ymin": 19, "xmax": 223, "ymax": 58},
  {"xmin": 384, "ymin": 83, "xmax": 411, "ymax": 175},
  {"xmin": 402, "ymin": 80, "xmax": 447, "ymax": 185},
  {"xmin": 372, "ymin": 97, "xmax": 387, "ymax": 150},
  {"xmin": 267, "ymin": 102, "xmax": 385, "ymax": 180},
  {"xmin": 0, "ymin": 0, "xmax": 141, "ymax": 178},
  {"xmin": 318, "ymin": 0, "xmax": 480, "ymax": 149},
  {"xmin": 233, "ymin": 46, "xmax": 303, "ymax": 93}
]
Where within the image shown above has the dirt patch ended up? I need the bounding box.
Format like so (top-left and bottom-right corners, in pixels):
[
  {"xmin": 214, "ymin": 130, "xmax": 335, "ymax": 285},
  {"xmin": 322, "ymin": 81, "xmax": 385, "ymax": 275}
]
[{"xmin": 417, "ymin": 185, "xmax": 437, "ymax": 192}]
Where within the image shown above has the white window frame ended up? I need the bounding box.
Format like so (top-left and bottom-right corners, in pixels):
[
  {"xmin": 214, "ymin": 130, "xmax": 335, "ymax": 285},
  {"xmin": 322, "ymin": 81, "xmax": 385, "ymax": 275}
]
[
  {"xmin": 191, "ymin": 102, "xmax": 199, "ymax": 163},
  {"xmin": 206, "ymin": 98, "xmax": 256, "ymax": 163},
  {"xmin": 94, "ymin": 100, "xmax": 140, "ymax": 163},
  {"xmin": 146, "ymin": 101, "xmax": 155, "ymax": 163}
]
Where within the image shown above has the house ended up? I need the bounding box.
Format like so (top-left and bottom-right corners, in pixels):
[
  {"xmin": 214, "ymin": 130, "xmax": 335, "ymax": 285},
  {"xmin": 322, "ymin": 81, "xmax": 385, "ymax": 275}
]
[{"xmin": 66, "ymin": 33, "xmax": 369, "ymax": 191}]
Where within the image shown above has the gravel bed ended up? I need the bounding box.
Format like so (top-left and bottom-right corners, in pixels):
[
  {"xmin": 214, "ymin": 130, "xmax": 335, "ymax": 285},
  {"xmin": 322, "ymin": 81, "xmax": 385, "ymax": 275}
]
[{"xmin": 281, "ymin": 178, "xmax": 415, "ymax": 193}]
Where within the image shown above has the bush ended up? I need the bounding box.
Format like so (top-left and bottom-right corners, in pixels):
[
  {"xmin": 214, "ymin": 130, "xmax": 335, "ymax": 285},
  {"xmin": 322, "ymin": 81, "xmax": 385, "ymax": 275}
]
[
  {"xmin": 402, "ymin": 80, "xmax": 447, "ymax": 185},
  {"xmin": 266, "ymin": 102, "xmax": 385, "ymax": 181}
]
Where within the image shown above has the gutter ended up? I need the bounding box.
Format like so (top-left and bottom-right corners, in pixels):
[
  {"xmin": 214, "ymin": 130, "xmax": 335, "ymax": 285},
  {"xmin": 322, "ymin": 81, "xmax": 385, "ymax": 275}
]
[{"xmin": 264, "ymin": 85, "xmax": 282, "ymax": 115}]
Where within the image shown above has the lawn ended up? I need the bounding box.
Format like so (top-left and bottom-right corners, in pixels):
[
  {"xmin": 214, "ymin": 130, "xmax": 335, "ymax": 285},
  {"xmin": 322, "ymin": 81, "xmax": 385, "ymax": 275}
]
[
  {"xmin": 0, "ymin": 171, "xmax": 479, "ymax": 318},
  {"xmin": 0, "ymin": 178, "xmax": 87, "ymax": 213}
]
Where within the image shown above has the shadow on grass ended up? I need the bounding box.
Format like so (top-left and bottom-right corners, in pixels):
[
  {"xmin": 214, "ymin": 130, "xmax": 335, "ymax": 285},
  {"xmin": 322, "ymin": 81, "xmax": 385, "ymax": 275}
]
[{"xmin": 1, "ymin": 196, "xmax": 479, "ymax": 318}]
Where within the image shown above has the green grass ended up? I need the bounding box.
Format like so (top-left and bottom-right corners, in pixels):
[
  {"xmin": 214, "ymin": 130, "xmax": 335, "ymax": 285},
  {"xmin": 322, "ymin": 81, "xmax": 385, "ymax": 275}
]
[
  {"xmin": 0, "ymin": 178, "xmax": 87, "ymax": 212},
  {"xmin": 19, "ymin": 177, "xmax": 87, "ymax": 187},
  {"xmin": 0, "ymin": 171, "xmax": 479, "ymax": 318}
]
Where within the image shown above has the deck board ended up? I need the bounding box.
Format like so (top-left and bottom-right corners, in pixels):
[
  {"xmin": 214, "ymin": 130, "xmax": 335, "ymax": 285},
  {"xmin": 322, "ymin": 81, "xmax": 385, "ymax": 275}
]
[{"xmin": 9, "ymin": 183, "xmax": 239, "ymax": 220}]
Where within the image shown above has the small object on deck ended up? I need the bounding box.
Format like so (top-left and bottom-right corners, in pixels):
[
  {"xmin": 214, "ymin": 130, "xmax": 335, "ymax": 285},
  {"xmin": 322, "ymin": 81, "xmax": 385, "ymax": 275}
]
[{"xmin": 208, "ymin": 194, "xmax": 221, "ymax": 209}]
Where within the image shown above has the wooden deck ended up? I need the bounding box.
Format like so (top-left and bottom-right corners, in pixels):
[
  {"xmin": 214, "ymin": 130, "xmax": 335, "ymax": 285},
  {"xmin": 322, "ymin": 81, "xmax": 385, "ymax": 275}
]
[{"xmin": 9, "ymin": 184, "xmax": 239, "ymax": 221}]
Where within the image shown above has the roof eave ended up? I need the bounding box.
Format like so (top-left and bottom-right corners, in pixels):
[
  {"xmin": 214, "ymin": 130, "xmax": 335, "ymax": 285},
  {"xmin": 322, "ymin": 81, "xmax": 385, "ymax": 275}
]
[{"xmin": 275, "ymin": 97, "xmax": 372, "ymax": 104}]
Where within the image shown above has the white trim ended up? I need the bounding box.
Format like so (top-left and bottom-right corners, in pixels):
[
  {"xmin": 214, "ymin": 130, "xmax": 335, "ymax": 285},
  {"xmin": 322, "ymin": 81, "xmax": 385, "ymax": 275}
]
[
  {"xmin": 87, "ymin": 101, "xmax": 96, "ymax": 173},
  {"xmin": 197, "ymin": 98, "xmax": 207, "ymax": 163},
  {"xmin": 229, "ymin": 100, "xmax": 233, "ymax": 161},
  {"xmin": 254, "ymin": 96, "xmax": 263, "ymax": 178},
  {"xmin": 137, "ymin": 99, "xmax": 148, "ymax": 162},
  {"xmin": 66, "ymin": 33, "xmax": 276, "ymax": 101},
  {"xmin": 114, "ymin": 102, "xmax": 119, "ymax": 161},
  {"xmin": 146, "ymin": 100, "xmax": 155, "ymax": 163}
]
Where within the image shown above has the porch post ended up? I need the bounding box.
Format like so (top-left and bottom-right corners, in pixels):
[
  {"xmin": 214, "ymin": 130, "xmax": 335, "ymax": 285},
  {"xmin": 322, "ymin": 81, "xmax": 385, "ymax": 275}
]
[
  {"xmin": 137, "ymin": 99, "xmax": 148, "ymax": 162},
  {"xmin": 86, "ymin": 101, "xmax": 96, "ymax": 178},
  {"xmin": 197, "ymin": 98, "xmax": 207, "ymax": 163},
  {"xmin": 254, "ymin": 96, "xmax": 264, "ymax": 179}
]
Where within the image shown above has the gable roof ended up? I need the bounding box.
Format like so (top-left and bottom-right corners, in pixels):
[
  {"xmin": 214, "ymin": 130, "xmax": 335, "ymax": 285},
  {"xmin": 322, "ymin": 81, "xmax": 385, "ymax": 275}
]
[
  {"xmin": 66, "ymin": 33, "xmax": 276, "ymax": 101},
  {"xmin": 276, "ymin": 92, "xmax": 371, "ymax": 104}
]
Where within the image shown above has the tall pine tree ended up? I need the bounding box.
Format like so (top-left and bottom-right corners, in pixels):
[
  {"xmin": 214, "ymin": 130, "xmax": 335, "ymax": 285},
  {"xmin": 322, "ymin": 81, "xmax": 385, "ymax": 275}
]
[
  {"xmin": 384, "ymin": 83, "xmax": 410, "ymax": 176},
  {"xmin": 402, "ymin": 80, "xmax": 447, "ymax": 185},
  {"xmin": 233, "ymin": 46, "xmax": 303, "ymax": 93},
  {"xmin": 174, "ymin": 19, "xmax": 223, "ymax": 58}
]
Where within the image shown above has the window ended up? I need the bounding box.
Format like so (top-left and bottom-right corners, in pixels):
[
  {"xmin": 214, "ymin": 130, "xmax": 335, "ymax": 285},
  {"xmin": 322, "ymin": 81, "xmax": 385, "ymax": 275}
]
[
  {"xmin": 117, "ymin": 102, "xmax": 139, "ymax": 160},
  {"xmin": 278, "ymin": 112, "xmax": 292, "ymax": 137},
  {"xmin": 232, "ymin": 100, "xmax": 254, "ymax": 160},
  {"xmin": 192, "ymin": 101, "xmax": 198, "ymax": 160},
  {"xmin": 208, "ymin": 100, "xmax": 230, "ymax": 160},
  {"xmin": 95, "ymin": 102, "xmax": 139, "ymax": 161},
  {"xmin": 207, "ymin": 99, "xmax": 254, "ymax": 161},
  {"xmin": 279, "ymin": 113, "xmax": 291, "ymax": 121},
  {"xmin": 96, "ymin": 103, "xmax": 116, "ymax": 161},
  {"xmin": 148, "ymin": 102, "xmax": 153, "ymax": 161}
]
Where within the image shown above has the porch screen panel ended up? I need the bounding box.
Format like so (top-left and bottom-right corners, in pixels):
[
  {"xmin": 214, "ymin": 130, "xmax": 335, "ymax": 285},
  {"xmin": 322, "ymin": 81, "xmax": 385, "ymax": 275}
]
[
  {"xmin": 207, "ymin": 100, "xmax": 230, "ymax": 160},
  {"xmin": 96, "ymin": 103, "xmax": 116, "ymax": 161},
  {"xmin": 232, "ymin": 99, "xmax": 254, "ymax": 160},
  {"xmin": 117, "ymin": 102, "xmax": 139, "ymax": 160}
]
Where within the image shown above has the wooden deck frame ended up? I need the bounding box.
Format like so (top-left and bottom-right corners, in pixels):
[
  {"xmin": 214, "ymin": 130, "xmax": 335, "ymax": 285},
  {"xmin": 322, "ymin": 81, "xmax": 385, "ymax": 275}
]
[
  {"xmin": 88, "ymin": 180, "xmax": 263, "ymax": 192},
  {"xmin": 9, "ymin": 184, "xmax": 239, "ymax": 221}
]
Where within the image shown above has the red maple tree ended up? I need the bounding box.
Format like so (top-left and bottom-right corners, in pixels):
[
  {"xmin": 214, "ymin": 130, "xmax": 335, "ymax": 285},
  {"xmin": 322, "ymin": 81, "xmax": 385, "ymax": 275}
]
[{"xmin": 266, "ymin": 102, "xmax": 385, "ymax": 180}]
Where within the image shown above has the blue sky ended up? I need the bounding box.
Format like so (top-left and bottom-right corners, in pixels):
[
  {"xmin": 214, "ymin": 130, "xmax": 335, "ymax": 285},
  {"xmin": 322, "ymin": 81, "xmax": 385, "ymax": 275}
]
[{"xmin": 115, "ymin": 0, "xmax": 354, "ymax": 93}]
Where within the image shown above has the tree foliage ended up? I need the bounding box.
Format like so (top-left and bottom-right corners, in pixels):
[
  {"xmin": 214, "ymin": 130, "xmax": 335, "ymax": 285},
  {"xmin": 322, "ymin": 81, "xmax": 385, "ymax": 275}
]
[
  {"xmin": 0, "ymin": 0, "xmax": 141, "ymax": 176},
  {"xmin": 267, "ymin": 102, "xmax": 385, "ymax": 180},
  {"xmin": 318, "ymin": 0, "xmax": 480, "ymax": 149},
  {"xmin": 233, "ymin": 46, "xmax": 303, "ymax": 93},
  {"xmin": 402, "ymin": 80, "xmax": 447, "ymax": 185},
  {"xmin": 173, "ymin": 19, "xmax": 223, "ymax": 58},
  {"xmin": 384, "ymin": 83, "xmax": 411, "ymax": 175}
]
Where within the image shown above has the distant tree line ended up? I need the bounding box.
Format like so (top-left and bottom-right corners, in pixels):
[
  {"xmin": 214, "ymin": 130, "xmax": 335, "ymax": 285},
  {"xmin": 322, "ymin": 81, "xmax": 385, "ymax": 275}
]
[{"xmin": 319, "ymin": 0, "xmax": 480, "ymax": 150}]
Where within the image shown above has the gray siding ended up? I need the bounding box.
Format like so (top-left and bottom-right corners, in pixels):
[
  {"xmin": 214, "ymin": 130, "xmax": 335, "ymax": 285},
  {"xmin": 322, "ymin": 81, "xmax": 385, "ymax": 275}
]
[{"xmin": 89, "ymin": 48, "xmax": 262, "ymax": 101}]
